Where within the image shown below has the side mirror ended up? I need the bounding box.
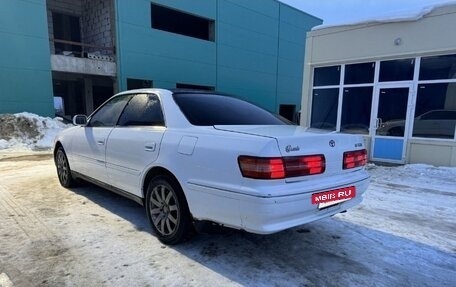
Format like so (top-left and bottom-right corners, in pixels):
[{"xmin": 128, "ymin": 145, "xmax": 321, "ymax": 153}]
[{"xmin": 73, "ymin": 115, "xmax": 88, "ymax": 126}]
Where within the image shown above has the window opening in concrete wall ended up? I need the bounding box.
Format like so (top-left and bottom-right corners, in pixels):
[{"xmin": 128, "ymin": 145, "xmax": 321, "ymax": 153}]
[
  {"xmin": 279, "ymin": 104, "xmax": 296, "ymax": 122},
  {"xmin": 53, "ymin": 79, "xmax": 85, "ymax": 117},
  {"xmin": 380, "ymin": 59, "xmax": 415, "ymax": 82},
  {"xmin": 419, "ymin": 54, "xmax": 456, "ymax": 80},
  {"xmin": 414, "ymin": 83, "xmax": 456, "ymax": 139},
  {"xmin": 341, "ymin": 87, "xmax": 373, "ymax": 134},
  {"xmin": 52, "ymin": 12, "xmax": 82, "ymax": 56},
  {"xmin": 176, "ymin": 83, "xmax": 215, "ymax": 91},
  {"xmin": 344, "ymin": 62, "xmax": 375, "ymax": 84},
  {"xmin": 127, "ymin": 79, "xmax": 153, "ymax": 90},
  {"xmin": 151, "ymin": 3, "xmax": 215, "ymax": 41},
  {"xmin": 310, "ymin": 88, "xmax": 338, "ymax": 131}
]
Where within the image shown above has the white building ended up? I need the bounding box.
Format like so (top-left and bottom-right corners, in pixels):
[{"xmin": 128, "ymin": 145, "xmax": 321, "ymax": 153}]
[{"xmin": 301, "ymin": 3, "xmax": 456, "ymax": 167}]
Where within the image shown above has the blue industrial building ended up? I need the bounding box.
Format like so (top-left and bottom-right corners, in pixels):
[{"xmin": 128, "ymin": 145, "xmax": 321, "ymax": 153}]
[{"xmin": 0, "ymin": 0, "xmax": 321, "ymax": 120}]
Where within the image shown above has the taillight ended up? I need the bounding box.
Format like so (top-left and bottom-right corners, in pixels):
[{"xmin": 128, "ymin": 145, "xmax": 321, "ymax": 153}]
[
  {"xmin": 343, "ymin": 149, "xmax": 367, "ymax": 169},
  {"xmin": 238, "ymin": 156, "xmax": 285, "ymax": 179},
  {"xmin": 238, "ymin": 155, "xmax": 325, "ymax": 180},
  {"xmin": 284, "ymin": 155, "xmax": 325, "ymax": 177}
]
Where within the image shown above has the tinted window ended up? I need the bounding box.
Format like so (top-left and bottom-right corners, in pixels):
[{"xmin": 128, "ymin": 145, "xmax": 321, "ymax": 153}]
[
  {"xmin": 89, "ymin": 95, "xmax": 131, "ymax": 127},
  {"xmin": 313, "ymin": 66, "xmax": 341, "ymax": 86},
  {"xmin": 419, "ymin": 54, "xmax": 456, "ymax": 80},
  {"xmin": 344, "ymin": 62, "xmax": 375, "ymax": 84},
  {"xmin": 413, "ymin": 83, "xmax": 456, "ymax": 139},
  {"xmin": 310, "ymin": 88, "xmax": 338, "ymax": 130},
  {"xmin": 118, "ymin": 94, "xmax": 165, "ymax": 126},
  {"xmin": 341, "ymin": 87, "xmax": 373, "ymax": 134},
  {"xmin": 379, "ymin": 59, "xmax": 415, "ymax": 82},
  {"xmin": 173, "ymin": 93, "xmax": 287, "ymax": 126}
]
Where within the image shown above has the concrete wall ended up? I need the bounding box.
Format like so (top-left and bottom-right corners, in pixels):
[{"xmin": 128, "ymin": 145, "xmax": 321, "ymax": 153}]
[
  {"xmin": 0, "ymin": 0, "xmax": 54, "ymax": 116},
  {"xmin": 115, "ymin": 0, "xmax": 321, "ymax": 112},
  {"xmin": 82, "ymin": 0, "xmax": 115, "ymax": 55},
  {"xmin": 408, "ymin": 140, "xmax": 456, "ymax": 166}
]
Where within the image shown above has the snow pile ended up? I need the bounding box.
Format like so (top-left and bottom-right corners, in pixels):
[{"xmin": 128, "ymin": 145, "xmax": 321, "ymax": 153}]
[
  {"xmin": 0, "ymin": 112, "xmax": 70, "ymax": 151},
  {"xmin": 312, "ymin": 1, "xmax": 456, "ymax": 30},
  {"xmin": 367, "ymin": 163, "xmax": 456, "ymax": 192}
]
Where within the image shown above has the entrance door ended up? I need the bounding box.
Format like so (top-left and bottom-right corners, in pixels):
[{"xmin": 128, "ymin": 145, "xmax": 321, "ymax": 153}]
[{"xmin": 371, "ymin": 85, "xmax": 413, "ymax": 163}]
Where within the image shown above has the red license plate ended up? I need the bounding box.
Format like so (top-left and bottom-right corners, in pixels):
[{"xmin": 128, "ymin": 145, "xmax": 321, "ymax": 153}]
[{"xmin": 311, "ymin": 186, "xmax": 356, "ymax": 205}]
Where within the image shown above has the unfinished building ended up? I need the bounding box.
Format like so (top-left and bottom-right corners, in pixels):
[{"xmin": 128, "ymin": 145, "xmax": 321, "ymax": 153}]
[{"xmin": 47, "ymin": 0, "xmax": 116, "ymax": 118}]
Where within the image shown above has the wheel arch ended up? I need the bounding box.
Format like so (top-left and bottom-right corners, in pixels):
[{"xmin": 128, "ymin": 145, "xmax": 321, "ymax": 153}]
[
  {"xmin": 142, "ymin": 166, "xmax": 183, "ymax": 199},
  {"xmin": 53, "ymin": 141, "xmax": 64, "ymax": 162}
]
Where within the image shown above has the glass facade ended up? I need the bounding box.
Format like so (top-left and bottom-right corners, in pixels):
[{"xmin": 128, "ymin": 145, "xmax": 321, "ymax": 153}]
[{"xmin": 310, "ymin": 54, "xmax": 456, "ymax": 141}]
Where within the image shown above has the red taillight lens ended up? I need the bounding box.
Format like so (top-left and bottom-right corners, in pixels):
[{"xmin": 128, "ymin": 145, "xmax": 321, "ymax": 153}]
[
  {"xmin": 238, "ymin": 155, "xmax": 325, "ymax": 180},
  {"xmin": 238, "ymin": 156, "xmax": 286, "ymax": 179},
  {"xmin": 343, "ymin": 149, "xmax": 367, "ymax": 169},
  {"xmin": 284, "ymin": 155, "xmax": 325, "ymax": 177}
]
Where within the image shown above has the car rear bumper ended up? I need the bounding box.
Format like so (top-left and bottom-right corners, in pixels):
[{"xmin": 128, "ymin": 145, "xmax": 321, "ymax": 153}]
[{"xmin": 186, "ymin": 171, "xmax": 370, "ymax": 234}]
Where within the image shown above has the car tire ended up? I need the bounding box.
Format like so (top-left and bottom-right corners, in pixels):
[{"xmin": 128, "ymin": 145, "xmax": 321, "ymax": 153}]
[
  {"xmin": 55, "ymin": 147, "xmax": 76, "ymax": 188},
  {"xmin": 145, "ymin": 175, "xmax": 193, "ymax": 245}
]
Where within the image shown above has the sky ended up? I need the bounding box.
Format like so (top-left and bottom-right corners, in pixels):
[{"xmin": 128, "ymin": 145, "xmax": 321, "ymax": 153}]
[{"xmin": 280, "ymin": 0, "xmax": 455, "ymax": 25}]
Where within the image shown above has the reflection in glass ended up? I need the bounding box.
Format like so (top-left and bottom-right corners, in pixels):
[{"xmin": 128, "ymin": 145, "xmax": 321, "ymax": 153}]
[
  {"xmin": 413, "ymin": 83, "xmax": 456, "ymax": 139},
  {"xmin": 419, "ymin": 54, "xmax": 456, "ymax": 80},
  {"xmin": 375, "ymin": 88, "xmax": 409, "ymax": 137},
  {"xmin": 310, "ymin": 88, "xmax": 338, "ymax": 130},
  {"xmin": 341, "ymin": 87, "xmax": 373, "ymax": 134}
]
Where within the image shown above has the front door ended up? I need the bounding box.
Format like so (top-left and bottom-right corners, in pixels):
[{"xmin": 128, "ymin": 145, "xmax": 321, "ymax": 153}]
[{"xmin": 371, "ymin": 85, "xmax": 414, "ymax": 163}]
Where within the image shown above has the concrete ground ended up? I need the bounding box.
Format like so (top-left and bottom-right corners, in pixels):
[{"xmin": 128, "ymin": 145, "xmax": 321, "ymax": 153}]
[{"xmin": 0, "ymin": 152, "xmax": 455, "ymax": 287}]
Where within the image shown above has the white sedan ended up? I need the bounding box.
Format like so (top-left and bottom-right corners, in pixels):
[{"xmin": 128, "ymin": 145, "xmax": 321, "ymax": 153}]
[{"xmin": 54, "ymin": 89, "xmax": 370, "ymax": 244}]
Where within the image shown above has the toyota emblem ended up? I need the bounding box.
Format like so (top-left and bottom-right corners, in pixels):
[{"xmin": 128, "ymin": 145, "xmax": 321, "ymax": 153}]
[{"xmin": 329, "ymin": 140, "xmax": 336, "ymax": 147}]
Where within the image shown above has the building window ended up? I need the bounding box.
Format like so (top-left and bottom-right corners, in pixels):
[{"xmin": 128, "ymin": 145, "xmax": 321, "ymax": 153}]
[
  {"xmin": 127, "ymin": 78, "xmax": 153, "ymax": 90},
  {"xmin": 344, "ymin": 62, "xmax": 375, "ymax": 85},
  {"xmin": 419, "ymin": 54, "xmax": 456, "ymax": 80},
  {"xmin": 310, "ymin": 88, "xmax": 338, "ymax": 130},
  {"xmin": 313, "ymin": 66, "xmax": 340, "ymax": 86},
  {"xmin": 151, "ymin": 4, "xmax": 215, "ymax": 41},
  {"xmin": 340, "ymin": 87, "xmax": 373, "ymax": 134},
  {"xmin": 379, "ymin": 59, "xmax": 415, "ymax": 82},
  {"xmin": 52, "ymin": 12, "xmax": 82, "ymax": 56},
  {"xmin": 176, "ymin": 83, "xmax": 215, "ymax": 91},
  {"xmin": 413, "ymin": 83, "xmax": 456, "ymax": 139}
]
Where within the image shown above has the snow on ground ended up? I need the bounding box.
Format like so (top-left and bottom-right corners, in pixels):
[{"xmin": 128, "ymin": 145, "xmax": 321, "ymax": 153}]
[
  {"xmin": 0, "ymin": 113, "xmax": 69, "ymax": 151},
  {"xmin": 0, "ymin": 153, "xmax": 455, "ymax": 287}
]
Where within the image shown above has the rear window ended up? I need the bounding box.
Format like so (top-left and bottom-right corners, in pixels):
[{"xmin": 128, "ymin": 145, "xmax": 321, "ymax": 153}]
[{"xmin": 173, "ymin": 93, "xmax": 288, "ymax": 126}]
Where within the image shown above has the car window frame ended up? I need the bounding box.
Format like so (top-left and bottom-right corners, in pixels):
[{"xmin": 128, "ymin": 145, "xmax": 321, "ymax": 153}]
[{"xmin": 86, "ymin": 94, "xmax": 133, "ymax": 128}]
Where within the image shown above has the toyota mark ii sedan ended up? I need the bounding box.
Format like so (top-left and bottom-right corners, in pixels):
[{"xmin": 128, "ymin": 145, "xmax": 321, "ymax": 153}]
[{"xmin": 54, "ymin": 89, "xmax": 370, "ymax": 244}]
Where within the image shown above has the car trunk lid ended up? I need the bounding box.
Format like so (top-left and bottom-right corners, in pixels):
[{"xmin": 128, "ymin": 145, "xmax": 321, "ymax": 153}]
[{"xmin": 214, "ymin": 125, "xmax": 366, "ymax": 182}]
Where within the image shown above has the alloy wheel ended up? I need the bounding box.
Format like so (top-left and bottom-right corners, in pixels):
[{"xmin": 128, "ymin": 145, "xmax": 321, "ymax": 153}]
[{"xmin": 149, "ymin": 184, "xmax": 180, "ymax": 236}]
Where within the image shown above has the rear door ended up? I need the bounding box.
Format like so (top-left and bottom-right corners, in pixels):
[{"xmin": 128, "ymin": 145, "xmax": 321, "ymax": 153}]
[
  {"xmin": 71, "ymin": 95, "xmax": 132, "ymax": 183},
  {"xmin": 106, "ymin": 93, "xmax": 166, "ymax": 196}
]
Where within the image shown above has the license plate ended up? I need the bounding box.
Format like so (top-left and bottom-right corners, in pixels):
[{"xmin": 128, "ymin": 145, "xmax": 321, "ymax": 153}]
[{"xmin": 312, "ymin": 186, "xmax": 356, "ymax": 209}]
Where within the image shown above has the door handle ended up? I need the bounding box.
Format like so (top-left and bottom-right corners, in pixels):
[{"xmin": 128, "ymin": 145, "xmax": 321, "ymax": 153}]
[
  {"xmin": 97, "ymin": 140, "xmax": 105, "ymax": 145},
  {"xmin": 145, "ymin": 142, "xmax": 156, "ymax": 152}
]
